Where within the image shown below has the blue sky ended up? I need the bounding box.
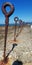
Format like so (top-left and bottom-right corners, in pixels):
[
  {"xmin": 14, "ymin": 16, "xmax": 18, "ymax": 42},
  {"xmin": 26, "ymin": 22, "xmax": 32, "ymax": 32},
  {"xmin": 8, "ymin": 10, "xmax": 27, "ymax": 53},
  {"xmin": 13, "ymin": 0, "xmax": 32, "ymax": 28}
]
[{"xmin": 0, "ymin": 0, "xmax": 32, "ymax": 24}]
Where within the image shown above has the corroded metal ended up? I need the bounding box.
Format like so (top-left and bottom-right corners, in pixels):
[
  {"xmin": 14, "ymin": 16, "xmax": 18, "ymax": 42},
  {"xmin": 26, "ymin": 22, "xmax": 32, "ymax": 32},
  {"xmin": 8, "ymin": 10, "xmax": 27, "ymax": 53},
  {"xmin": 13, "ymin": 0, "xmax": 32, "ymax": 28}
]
[
  {"xmin": 14, "ymin": 17, "xmax": 19, "ymax": 41},
  {"xmin": 19, "ymin": 19, "xmax": 23, "ymax": 33},
  {"xmin": 2, "ymin": 2, "xmax": 14, "ymax": 61},
  {"xmin": 2, "ymin": 2, "xmax": 14, "ymax": 17}
]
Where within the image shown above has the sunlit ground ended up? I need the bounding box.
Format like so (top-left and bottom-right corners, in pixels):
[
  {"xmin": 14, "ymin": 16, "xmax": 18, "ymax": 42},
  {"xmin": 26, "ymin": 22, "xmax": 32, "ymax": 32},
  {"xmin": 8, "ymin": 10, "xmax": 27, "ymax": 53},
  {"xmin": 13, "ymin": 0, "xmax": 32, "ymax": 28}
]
[{"xmin": 0, "ymin": 25, "xmax": 32, "ymax": 65}]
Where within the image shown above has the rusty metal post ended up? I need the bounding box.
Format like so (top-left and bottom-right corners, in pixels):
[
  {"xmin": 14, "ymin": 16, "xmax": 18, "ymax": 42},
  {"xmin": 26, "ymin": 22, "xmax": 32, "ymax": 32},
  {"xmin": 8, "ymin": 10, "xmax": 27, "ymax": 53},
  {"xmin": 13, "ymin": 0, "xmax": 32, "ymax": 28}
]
[
  {"xmin": 2, "ymin": 2, "xmax": 14, "ymax": 61},
  {"xmin": 14, "ymin": 17, "xmax": 19, "ymax": 41},
  {"xmin": 19, "ymin": 19, "xmax": 23, "ymax": 32}
]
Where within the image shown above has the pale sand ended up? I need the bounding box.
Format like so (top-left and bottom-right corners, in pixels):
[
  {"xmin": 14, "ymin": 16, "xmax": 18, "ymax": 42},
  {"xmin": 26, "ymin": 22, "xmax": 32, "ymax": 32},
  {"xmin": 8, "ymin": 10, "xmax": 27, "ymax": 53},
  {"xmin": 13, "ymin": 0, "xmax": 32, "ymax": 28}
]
[
  {"xmin": 0, "ymin": 25, "xmax": 32, "ymax": 65},
  {"xmin": 24, "ymin": 63, "xmax": 32, "ymax": 65}
]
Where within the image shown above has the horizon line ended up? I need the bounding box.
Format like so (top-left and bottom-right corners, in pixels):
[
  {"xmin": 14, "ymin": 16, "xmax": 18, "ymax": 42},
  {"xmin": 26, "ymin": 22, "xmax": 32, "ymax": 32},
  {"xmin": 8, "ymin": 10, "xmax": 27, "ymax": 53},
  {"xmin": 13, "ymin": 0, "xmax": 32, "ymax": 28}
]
[{"xmin": 0, "ymin": 22, "xmax": 32, "ymax": 26}]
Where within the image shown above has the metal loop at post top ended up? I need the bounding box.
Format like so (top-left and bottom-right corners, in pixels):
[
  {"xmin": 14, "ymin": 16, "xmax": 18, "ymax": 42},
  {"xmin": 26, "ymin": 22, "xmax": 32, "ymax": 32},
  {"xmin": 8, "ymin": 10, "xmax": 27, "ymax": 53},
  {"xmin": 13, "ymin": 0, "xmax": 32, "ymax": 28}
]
[
  {"xmin": 2, "ymin": 2, "xmax": 14, "ymax": 17},
  {"xmin": 14, "ymin": 17, "xmax": 19, "ymax": 22}
]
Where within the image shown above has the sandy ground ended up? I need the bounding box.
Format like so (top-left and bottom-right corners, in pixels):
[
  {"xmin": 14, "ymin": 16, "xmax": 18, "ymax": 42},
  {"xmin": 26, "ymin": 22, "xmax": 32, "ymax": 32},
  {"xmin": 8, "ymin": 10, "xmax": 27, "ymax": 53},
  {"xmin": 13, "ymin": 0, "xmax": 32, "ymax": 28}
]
[
  {"xmin": 0, "ymin": 25, "xmax": 32, "ymax": 65},
  {"xmin": 24, "ymin": 63, "xmax": 32, "ymax": 65},
  {"xmin": 0, "ymin": 58, "xmax": 32, "ymax": 65}
]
